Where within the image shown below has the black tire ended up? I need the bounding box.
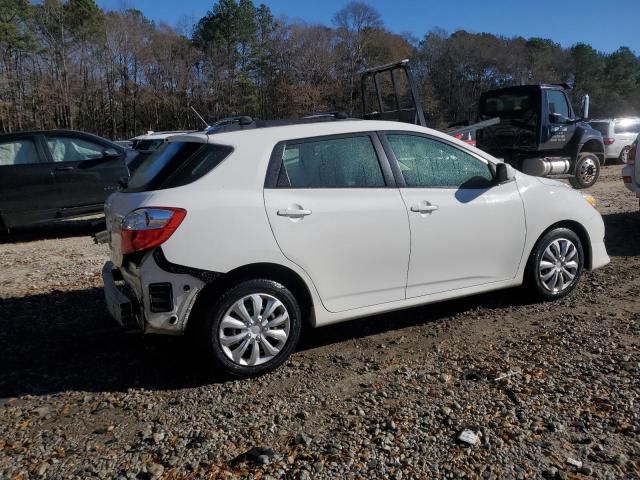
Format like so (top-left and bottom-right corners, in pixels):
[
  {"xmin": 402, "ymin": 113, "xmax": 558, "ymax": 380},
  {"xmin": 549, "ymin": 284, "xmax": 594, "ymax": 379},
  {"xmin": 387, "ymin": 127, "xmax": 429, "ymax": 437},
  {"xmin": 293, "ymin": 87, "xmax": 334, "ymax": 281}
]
[
  {"xmin": 569, "ymin": 153, "xmax": 600, "ymax": 189},
  {"xmin": 200, "ymin": 279, "xmax": 302, "ymax": 377},
  {"xmin": 619, "ymin": 146, "xmax": 631, "ymax": 164},
  {"xmin": 525, "ymin": 228, "xmax": 584, "ymax": 301}
]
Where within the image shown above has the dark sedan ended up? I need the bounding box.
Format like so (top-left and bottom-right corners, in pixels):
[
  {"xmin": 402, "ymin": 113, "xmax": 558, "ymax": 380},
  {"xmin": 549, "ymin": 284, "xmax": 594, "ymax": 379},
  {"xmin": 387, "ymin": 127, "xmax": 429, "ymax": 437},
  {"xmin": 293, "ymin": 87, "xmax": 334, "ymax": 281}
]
[{"xmin": 0, "ymin": 129, "xmax": 131, "ymax": 232}]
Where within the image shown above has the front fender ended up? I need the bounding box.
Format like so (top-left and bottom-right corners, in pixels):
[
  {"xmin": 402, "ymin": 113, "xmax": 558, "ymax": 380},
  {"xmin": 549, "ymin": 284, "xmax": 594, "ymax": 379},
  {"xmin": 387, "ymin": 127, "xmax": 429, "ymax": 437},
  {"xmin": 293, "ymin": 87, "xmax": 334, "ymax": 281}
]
[{"xmin": 514, "ymin": 173, "xmax": 608, "ymax": 279}]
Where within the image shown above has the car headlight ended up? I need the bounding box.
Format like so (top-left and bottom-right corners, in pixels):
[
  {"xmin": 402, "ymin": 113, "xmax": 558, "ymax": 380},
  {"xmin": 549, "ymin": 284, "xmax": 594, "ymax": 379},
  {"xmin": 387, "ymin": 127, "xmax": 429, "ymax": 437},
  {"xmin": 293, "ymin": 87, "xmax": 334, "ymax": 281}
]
[{"xmin": 582, "ymin": 193, "xmax": 597, "ymax": 208}]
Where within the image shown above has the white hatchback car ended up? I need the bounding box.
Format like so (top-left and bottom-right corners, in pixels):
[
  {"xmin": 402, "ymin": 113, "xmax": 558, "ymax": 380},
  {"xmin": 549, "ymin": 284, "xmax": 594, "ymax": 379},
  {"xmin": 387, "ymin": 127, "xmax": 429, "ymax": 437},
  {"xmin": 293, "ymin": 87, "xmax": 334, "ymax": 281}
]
[{"xmin": 102, "ymin": 118, "xmax": 609, "ymax": 377}]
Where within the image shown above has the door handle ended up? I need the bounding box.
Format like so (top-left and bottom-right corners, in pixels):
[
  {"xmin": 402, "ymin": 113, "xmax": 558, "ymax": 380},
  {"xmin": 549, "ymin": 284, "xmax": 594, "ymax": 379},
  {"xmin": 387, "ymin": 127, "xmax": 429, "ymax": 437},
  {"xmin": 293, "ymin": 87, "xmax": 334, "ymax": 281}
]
[
  {"xmin": 277, "ymin": 208, "xmax": 312, "ymax": 218},
  {"xmin": 54, "ymin": 166, "xmax": 74, "ymax": 171},
  {"xmin": 410, "ymin": 204, "xmax": 439, "ymax": 214}
]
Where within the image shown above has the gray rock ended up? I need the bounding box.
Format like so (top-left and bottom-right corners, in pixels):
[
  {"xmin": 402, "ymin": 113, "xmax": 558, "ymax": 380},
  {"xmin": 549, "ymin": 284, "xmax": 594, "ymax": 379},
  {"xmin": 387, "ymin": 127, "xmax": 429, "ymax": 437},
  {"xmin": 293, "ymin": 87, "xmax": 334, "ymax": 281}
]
[
  {"xmin": 147, "ymin": 463, "xmax": 164, "ymax": 478},
  {"xmin": 578, "ymin": 465, "xmax": 593, "ymax": 476},
  {"xmin": 293, "ymin": 433, "xmax": 312, "ymax": 447},
  {"xmin": 566, "ymin": 457, "xmax": 582, "ymax": 468},
  {"xmin": 613, "ymin": 453, "xmax": 628, "ymax": 466}
]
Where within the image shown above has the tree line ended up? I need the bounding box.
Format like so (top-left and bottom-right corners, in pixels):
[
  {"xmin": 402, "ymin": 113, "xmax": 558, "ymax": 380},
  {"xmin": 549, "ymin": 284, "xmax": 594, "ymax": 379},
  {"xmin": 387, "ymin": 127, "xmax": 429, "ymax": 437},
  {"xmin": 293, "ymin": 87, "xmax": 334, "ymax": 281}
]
[{"xmin": 1, "ymin": 0, "xmax": 639, "ymax": 139}]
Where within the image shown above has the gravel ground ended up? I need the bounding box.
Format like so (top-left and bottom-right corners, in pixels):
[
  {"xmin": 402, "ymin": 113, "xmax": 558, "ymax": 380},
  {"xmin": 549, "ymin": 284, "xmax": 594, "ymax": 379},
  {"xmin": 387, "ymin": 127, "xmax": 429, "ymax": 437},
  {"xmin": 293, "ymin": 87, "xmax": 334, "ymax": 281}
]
[{"xmin": 0, "ymin": 165, "xmax": 638, "ymax": 480}]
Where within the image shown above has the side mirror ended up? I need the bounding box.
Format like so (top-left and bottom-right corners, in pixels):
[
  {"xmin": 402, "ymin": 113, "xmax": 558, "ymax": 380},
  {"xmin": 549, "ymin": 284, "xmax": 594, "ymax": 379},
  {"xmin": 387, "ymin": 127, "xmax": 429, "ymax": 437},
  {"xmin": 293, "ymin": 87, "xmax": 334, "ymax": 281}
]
[
  {"xmin": 494, "ymin": 162, "xmax": 512, "ymax": 184},
  {"xmin": 581, "ymin": 94, "xmax": 590, "ymax": 120},
  {"xmin": 103, "ymin": 147, "xmax": 120, "ymax": 158}
]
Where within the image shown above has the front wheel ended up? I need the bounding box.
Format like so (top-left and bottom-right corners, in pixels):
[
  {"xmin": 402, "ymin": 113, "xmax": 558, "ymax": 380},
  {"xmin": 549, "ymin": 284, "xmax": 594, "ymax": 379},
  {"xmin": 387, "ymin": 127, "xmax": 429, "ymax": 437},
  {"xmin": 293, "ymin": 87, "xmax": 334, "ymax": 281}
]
[
  {"xmin": 200, "ymin": 279, "xmax": 302, "ymax": 377},
  {"xmin": 569, "ymin": 153, "xmax": 600, "ymax": 189},
  {"xmin": 525, "ymin": 228, "xmax": 584, "ymax": 301}
]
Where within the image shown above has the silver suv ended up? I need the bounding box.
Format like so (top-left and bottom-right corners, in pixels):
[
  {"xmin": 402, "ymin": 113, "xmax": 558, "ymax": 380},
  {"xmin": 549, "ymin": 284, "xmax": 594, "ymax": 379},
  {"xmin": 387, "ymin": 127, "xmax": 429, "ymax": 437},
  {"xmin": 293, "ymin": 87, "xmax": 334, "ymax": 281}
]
[{"xmin": 589, "ymin": 118, "xmax": 640, "ymax": 164}]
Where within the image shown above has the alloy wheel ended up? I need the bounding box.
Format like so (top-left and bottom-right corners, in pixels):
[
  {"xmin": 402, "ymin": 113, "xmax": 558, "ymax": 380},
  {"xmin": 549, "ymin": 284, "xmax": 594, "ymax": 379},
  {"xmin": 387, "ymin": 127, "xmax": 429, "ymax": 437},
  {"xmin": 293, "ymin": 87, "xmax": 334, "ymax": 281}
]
[{"xmin": 538, "ymin": 238, "xmax": 579, "ymax": 293}]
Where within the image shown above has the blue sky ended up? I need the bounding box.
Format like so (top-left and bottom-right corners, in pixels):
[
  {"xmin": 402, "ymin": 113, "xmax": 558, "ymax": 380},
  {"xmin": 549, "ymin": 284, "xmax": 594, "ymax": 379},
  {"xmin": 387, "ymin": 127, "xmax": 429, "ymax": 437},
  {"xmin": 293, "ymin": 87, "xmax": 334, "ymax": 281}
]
[{"xmin": 97, "ymin": 0, "xmax": 639, "ymax": 54}]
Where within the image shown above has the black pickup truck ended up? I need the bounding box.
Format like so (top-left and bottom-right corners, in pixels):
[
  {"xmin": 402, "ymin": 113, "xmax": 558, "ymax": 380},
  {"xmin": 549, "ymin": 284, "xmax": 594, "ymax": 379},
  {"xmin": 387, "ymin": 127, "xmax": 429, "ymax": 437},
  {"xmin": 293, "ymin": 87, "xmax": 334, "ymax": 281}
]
[{"xmin": 0, "ymin": 129, "xmax": 131, "ymax": 232}]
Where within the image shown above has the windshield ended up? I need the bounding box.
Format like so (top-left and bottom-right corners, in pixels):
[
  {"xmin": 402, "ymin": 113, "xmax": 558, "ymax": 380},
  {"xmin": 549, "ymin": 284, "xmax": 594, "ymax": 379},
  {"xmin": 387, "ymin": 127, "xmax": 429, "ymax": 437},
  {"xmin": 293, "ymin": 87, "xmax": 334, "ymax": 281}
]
[{"xmin": 479, "ymin": 91, "xmax": 537, "ymax": 121}]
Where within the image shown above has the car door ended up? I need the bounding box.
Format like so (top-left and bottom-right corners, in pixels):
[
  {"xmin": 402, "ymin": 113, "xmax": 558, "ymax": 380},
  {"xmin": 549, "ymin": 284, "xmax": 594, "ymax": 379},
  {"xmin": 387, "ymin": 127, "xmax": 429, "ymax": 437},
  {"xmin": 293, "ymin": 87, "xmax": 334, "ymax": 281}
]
[
  {"xmin": 44, "ymin": 133, "xmax": 128, "ymax": 216},
  {"xmin": 0, "ymin": 134, "xmax": 56, "ymax": 229},
  {"xmin": 542, "ymin": 89, "xmax": 576, "ymax": 151},
  {"xmin": 382, "ymin": 132, "xmax": 526, "ymax": 299},
  {"xmin": 263, "ymin": 133, "xmax": 410, "ymax": 313}
]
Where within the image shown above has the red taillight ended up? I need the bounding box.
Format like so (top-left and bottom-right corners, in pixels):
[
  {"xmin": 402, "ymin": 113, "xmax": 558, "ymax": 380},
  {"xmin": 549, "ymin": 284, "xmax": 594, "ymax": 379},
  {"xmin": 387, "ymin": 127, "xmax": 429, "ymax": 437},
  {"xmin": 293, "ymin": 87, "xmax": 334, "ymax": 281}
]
[
  {"xmin": 604, "ymin": 137, "xmax": 615, "ymax": 145},
  {"xmin": 623, "ymin": 176, "xmax": 632, "ymax": 184},
  {"xmin": 120, "ymin": 207, "xmax": 186, "ymax": 255},
  {"xmin": 629, "ymin": 143, "xmax": 637, "ymax": 165}
]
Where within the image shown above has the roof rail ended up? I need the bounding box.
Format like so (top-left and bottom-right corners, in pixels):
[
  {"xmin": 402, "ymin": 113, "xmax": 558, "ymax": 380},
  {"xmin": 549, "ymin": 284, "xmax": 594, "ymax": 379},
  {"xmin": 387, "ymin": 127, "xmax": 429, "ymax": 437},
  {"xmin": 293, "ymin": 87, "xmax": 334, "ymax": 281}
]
[
  {"xmin": 303, "ymin": 111, "xmax": 349, "ymax": 120},
  {"xmin": 204, "ymin": 113, "xmax": 356, "ymax": 135}
]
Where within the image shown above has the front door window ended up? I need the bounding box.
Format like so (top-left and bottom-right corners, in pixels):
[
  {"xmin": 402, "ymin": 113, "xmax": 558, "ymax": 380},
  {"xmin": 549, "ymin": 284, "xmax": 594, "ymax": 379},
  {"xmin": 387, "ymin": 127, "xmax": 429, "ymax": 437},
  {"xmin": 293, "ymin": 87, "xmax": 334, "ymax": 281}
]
[{"xmin": 46, "ymin": 136, "xmax": 104, "ymax": 162}]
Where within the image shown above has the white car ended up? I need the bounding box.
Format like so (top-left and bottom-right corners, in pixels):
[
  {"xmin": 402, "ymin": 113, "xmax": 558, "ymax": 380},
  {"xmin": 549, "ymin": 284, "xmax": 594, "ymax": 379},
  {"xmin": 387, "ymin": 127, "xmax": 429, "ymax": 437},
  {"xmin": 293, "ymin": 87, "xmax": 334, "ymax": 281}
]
[
  {"xmin": 622, "ymin": 138, "xmax": 640, "ymax": 207},
  {"xmin": 102, "ymin": 118, "xmax": 609, "ymax": 377}
]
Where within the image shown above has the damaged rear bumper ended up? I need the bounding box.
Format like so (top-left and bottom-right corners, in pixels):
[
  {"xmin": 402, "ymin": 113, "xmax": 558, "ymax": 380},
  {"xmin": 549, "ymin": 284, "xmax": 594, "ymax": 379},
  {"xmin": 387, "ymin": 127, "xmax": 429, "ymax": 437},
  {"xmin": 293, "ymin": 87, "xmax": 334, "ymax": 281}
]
[
  {"xmin": 101, "ymin": 250, "xmax": 210, "ymax": 335},
  {"xmin": 102, "ymin": 261, "xmax": 140, "ymax": 329}
]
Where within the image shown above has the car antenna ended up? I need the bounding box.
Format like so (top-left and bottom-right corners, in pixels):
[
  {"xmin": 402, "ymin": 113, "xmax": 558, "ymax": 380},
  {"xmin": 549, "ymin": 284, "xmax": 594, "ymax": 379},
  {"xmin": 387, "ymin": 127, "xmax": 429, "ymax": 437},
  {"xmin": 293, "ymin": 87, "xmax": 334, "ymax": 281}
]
[{"xmin": 190, "ymin": 106, "xmax": 210, "ymax": 130}]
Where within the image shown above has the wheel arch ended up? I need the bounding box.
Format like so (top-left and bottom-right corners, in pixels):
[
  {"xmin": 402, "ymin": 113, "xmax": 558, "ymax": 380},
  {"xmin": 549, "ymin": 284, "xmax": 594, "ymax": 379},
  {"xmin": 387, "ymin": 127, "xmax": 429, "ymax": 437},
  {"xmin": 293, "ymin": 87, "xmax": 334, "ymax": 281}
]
[
  {"xmin": 527, "ymin": 220, "xmax": 593, "ymax": 272},
  {"xmin": 186, "ymin": 262, "xmax": 316, "ymax": 334},
  {"xmin": 579, "ymin": 139, "xmax": 605, "ymax": 165}
]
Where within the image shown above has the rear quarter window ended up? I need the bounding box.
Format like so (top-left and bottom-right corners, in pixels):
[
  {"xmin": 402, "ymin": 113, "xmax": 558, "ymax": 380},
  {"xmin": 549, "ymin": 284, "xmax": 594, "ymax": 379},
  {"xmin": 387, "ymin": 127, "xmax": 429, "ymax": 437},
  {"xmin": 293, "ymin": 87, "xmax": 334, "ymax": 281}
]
[
  {"xmin": 614, "ymin": 121, "xmax": 640, "ymax": 134},
  {"xmin": 126, "ymin": 141, "xmax": 232, "ymax": 192}
]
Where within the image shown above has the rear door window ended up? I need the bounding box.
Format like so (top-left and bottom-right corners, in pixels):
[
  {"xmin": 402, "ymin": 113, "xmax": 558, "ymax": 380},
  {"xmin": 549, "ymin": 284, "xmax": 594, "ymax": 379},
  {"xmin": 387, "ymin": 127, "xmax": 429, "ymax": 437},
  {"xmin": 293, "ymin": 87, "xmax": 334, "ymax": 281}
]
[
  {"xmin": 0, "ymin": 138, "xmax": 40, "ymax": 166},
  {"xmin": 275, "ymin": 135, "xmax": 385, "ymax": 188},
  {"xmin": 126, "ymin": 141, "xmax": 232, "ymax": 192}
]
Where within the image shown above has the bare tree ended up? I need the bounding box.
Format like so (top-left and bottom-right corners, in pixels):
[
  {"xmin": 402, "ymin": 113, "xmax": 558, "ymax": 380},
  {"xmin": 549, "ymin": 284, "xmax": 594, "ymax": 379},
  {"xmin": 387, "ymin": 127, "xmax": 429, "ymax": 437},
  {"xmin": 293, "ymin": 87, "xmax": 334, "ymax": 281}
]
[{"xmin": 0, "ymin": 0, "xmax": 636, "ymax": 138}]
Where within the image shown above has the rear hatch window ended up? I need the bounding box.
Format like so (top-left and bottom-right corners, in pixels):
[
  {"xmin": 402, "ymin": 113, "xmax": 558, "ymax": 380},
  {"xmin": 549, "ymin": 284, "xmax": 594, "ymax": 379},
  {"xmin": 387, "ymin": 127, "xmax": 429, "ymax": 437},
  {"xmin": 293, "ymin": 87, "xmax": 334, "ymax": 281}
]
[
  {"xmin": 125, "ymin": 141, "xmax": 232, "ymax": 192},
  {"xmin": 479, "ymin": 91, "xmax": 538, "ymax": 122},
  {"xmin": 589, "ymin": 122, "xmax": 609, "ymax": 136}
]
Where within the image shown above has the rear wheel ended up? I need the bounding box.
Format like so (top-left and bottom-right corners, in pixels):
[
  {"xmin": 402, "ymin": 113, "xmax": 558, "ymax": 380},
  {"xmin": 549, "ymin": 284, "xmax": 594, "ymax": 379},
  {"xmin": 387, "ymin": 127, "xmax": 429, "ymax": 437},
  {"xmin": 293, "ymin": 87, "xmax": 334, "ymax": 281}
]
[
  {"xmin": 619, "ymin": 146, "xmax": 631, "ymax": 164},
  {"xmin": 569, "ymin": 153, "xmax": 600, "ymax": 189},
  {"xmin": 200, "ymin": 279, "xmax": 302, "ymax": 377},
  {"xmin": 525, "ymin": 228, "xmax": 584, "ymax": 301}
]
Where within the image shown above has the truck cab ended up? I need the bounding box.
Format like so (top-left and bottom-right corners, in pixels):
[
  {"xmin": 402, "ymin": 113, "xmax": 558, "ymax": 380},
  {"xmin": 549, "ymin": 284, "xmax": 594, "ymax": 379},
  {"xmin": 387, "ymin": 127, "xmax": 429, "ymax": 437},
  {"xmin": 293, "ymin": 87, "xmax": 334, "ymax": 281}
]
[{"xmin": 476, "ymin": 85, "xmax": 605, "ymax": 188}]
